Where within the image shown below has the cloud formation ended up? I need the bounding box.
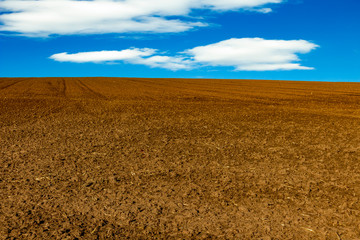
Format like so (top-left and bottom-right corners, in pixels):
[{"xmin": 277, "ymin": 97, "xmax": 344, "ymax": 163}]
[
  {"xmin": 0, "ymin": 0, "xmax": 282, "ymax": 37},
  {"xmin": 50, "ymin": 48, "xmax": 192, "ymax": 70},
  {"xmin": 187, "ymin": 38, "xmax": 319, "ymax": 71},
  {"xmin": 50, "ymin": 38, "xmax": 318, "ymax": 71}
]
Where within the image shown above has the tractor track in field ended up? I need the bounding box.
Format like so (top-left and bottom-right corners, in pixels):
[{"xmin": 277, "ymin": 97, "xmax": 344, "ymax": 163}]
[
  {"xmin": 0, "ymin": 79, "xmax": 26, "ymax": 91},
  {"xmin": 76, "ymin": 79, "xmax": 107, "ymax": 100}
]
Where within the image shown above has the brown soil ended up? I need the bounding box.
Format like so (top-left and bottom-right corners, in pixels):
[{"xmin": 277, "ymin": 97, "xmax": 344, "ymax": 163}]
[{"xmin": 1, "ymin": 77, "xmax": 360, "ymax": 239}]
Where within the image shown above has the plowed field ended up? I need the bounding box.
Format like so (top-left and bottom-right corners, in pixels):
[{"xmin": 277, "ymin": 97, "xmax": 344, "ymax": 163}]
[{"xmin": 1, "ymin": 77, "xmax": 360, "ymax": 239}]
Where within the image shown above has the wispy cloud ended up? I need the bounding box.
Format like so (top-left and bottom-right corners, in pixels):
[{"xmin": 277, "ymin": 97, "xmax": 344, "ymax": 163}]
[
  {"xmin": 50, "ymin": 38, "xmax": 318, "ymax": 71},
  {"xmin": 50, "ymin": 48, "xmax": 193, "ymax": 70},
  {"xmin": 0, "ymin": 0, "xmax": 282, "ymax": 37}
]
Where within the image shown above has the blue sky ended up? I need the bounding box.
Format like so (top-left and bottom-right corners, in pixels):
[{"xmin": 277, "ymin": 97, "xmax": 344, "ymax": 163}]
[{"xmin": 0, "ymin": 0, "xmax": 359, "ymax": 81}]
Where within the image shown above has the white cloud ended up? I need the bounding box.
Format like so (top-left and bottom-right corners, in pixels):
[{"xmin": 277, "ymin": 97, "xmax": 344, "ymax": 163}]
[
  {"xmin": 186, "ymin": 38, "xmax": 319, "ymax": 71},
  {"xmin": 0, "ymin": 0, "xmax": 282, "ymax": 37},
  {"xmin": 129, "ymin": 55, "xmax": 194, "ymax": 70},
  {"xmin": 50, "ymin": 38, "xmax": 318, "ymax": 71},
  {"xmin": 50, "ymin": 48, "xmax": 155, "ymax": 63},
  {"xmin": 254, "ymin": 8, "xmax": 272, "ymax": 13},
  {"xmin": 50, "ymin": 48, "xmax": 193, "ymax": 70}
]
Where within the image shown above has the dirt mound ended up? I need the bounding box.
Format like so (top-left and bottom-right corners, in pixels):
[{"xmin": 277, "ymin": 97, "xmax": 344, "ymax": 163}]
[{"xmin": 1, "ymin": 77, "xmax": 360, "ymax": 239}]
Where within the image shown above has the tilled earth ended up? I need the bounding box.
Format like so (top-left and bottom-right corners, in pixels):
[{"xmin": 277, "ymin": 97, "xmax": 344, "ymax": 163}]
[{"xmin": 1, "ymin": 77, "xmax": 360, "ymax": 239}]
